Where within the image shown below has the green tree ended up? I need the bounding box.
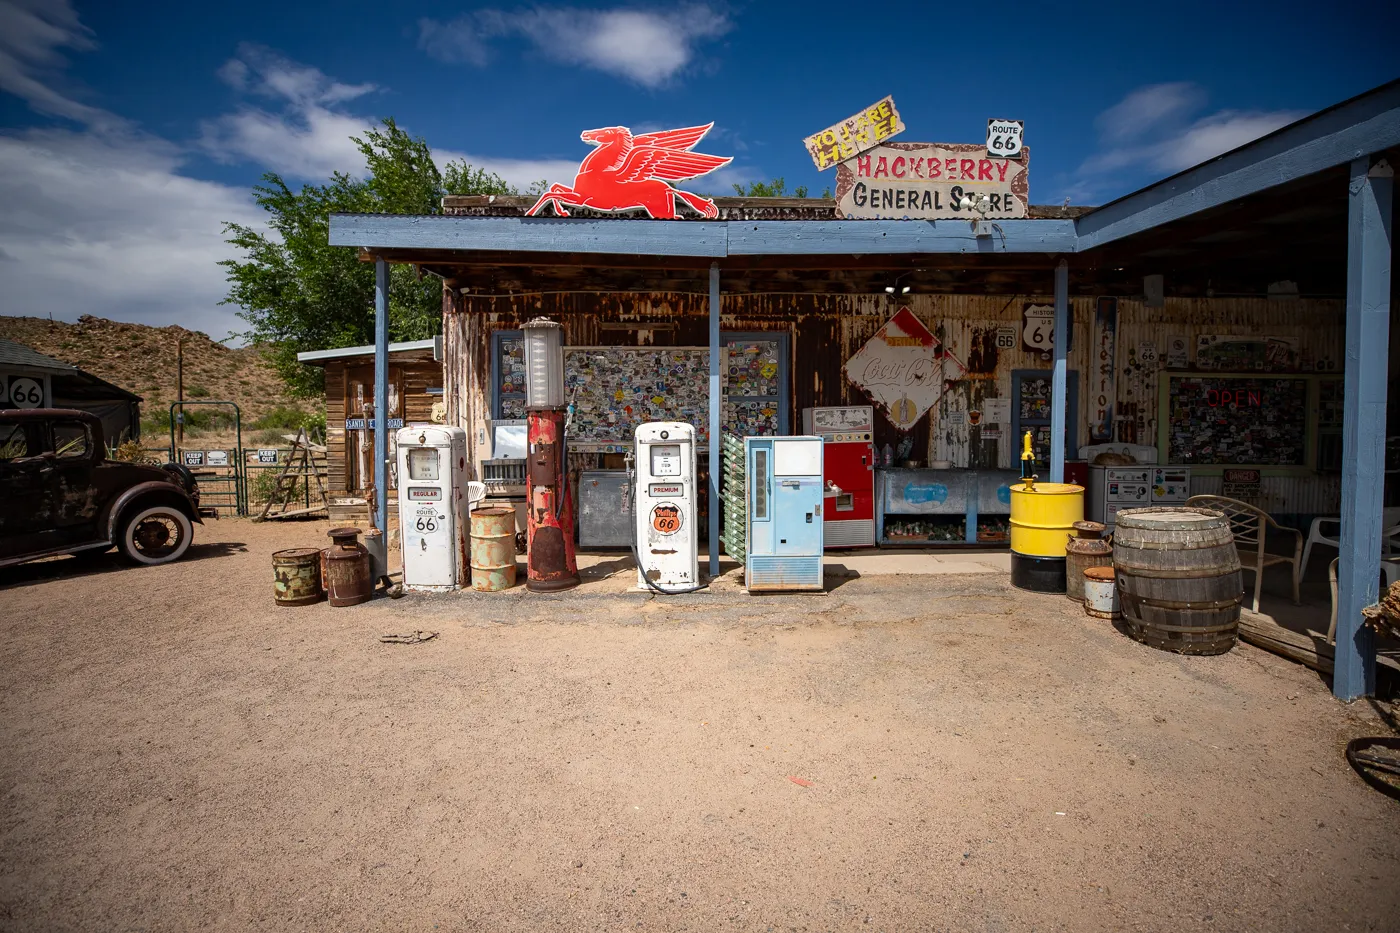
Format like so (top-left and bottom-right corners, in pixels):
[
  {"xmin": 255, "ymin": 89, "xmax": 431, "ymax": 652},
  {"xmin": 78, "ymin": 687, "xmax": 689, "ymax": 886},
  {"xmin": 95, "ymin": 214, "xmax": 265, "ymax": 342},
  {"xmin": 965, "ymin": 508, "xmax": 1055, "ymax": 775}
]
[
  {"xmin": 731, "ymin": 178, "xmax": 832, "ymax": 199},
  {"xmin": 222, "ymin": 118, "xmax": 522, "ymax": 396}
]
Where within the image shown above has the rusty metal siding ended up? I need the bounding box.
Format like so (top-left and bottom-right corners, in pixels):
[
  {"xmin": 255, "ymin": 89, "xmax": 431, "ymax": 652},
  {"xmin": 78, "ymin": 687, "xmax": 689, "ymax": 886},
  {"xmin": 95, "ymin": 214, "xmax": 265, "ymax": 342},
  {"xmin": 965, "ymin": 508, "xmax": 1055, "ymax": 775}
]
[{"xmin": 445, "ymin": 290, "xmax": 1345, "ymax": 508}]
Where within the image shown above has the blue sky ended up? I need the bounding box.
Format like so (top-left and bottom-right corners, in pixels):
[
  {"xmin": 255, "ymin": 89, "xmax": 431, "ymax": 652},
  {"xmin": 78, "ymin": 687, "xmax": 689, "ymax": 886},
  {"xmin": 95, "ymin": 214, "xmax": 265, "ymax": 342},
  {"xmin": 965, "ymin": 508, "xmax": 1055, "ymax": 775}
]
[{"xmin": 0, "ymin": 0, "xmax": 1395, "ymax": 341}]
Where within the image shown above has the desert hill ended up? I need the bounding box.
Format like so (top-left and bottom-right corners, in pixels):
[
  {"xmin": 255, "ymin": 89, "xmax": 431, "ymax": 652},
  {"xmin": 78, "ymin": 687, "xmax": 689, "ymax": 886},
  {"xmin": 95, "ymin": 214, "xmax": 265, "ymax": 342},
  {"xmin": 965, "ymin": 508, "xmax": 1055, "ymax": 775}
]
[{"xmin": 0, "ymin": 315, "xmax": 320, "ymax": 432}]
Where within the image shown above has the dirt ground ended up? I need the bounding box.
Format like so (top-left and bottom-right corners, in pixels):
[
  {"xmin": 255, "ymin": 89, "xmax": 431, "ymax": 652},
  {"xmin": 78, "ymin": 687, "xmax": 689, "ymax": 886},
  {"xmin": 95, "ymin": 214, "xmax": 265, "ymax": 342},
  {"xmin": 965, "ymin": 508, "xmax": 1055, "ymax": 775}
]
[{"xmin": 2, "ymin": 518, "xmax": 1398, "ymax": 933}]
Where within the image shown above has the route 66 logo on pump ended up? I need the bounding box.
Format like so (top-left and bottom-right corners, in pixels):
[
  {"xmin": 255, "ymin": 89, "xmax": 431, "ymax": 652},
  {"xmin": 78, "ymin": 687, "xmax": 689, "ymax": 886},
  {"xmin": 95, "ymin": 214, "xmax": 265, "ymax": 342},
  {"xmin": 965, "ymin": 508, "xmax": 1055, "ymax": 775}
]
[{"xmin": 651, "ymin": 503, "xmax": 682, "ymax": 535}]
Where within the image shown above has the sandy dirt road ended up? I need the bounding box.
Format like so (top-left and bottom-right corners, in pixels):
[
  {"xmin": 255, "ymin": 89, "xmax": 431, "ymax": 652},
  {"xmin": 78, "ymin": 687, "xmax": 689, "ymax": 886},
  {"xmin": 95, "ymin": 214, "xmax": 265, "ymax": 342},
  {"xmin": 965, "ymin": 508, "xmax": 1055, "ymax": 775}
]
[{"xmin": 2, "ymin": 517, "xmax": 1397, "ymax": 932}]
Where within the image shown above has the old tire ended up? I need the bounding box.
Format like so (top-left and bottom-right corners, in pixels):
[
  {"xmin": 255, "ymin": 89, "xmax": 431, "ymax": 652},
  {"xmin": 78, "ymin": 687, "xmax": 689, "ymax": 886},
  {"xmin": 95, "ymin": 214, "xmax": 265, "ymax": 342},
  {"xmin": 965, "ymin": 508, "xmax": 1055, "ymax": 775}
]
[{"xmin": 118, "ymin": 505, "xmax": 193, "ymax": 566}]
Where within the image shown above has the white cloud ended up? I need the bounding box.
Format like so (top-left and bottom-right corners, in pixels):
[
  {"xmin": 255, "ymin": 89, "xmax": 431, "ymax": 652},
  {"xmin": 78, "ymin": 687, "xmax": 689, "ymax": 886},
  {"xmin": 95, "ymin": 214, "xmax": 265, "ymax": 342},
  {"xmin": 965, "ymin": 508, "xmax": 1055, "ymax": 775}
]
[
  {"xmin": 0, "ymin": 0, "xmax": 126, "ymax": 131},
  {"xmin": 1065, "ymin": 82, "xmax": 1305, "ymax": 203},
  {"xmin": 1150, "ymin": 110, "xmax": 1301, "ymax": 172},
  {"xmin": 1094, "ymin": 82, "xmax": 1203, "ymax": 143},
  {"xmin": 0, "ymin": 0, "xmax": 257, "ymax": 340},
  {"xmin": 0, "ymin": 127, "xmax": 261, "ymax": 340},
  {"xmin": 418, "ymin": 5, "xmax": 731, "ymax": 87},
  {"xmin": 199, "ymin": 43, "xmax": 378, "ymax": 178}
]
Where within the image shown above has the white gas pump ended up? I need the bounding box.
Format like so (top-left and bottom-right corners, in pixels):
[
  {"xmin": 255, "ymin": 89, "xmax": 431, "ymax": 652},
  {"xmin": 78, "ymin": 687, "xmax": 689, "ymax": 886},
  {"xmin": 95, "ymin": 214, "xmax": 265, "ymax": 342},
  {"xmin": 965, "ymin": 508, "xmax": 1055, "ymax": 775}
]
[
  {"xmin": 631, "ymin": 422, "xmax": 700, "ymax": 591},
  {"xmin": 395, "ymin": 425, "xmax": 469, "ymax": 591}
]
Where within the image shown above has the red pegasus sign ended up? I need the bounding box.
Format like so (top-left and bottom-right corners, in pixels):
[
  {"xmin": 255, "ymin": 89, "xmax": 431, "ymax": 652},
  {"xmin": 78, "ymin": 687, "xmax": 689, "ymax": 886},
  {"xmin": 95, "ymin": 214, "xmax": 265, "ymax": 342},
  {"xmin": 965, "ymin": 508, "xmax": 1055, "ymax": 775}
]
[{"xmin": 526, "ymin": 123, "xmax": 732, "ymax": 219}]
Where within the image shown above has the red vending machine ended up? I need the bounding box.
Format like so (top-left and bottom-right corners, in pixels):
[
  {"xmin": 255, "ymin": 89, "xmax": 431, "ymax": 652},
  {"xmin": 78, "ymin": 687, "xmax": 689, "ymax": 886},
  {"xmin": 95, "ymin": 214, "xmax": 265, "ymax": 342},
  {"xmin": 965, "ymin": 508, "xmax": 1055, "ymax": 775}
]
[{"xmin": 802, "ymin": 405, "xmax": 876, "ymax": 548}]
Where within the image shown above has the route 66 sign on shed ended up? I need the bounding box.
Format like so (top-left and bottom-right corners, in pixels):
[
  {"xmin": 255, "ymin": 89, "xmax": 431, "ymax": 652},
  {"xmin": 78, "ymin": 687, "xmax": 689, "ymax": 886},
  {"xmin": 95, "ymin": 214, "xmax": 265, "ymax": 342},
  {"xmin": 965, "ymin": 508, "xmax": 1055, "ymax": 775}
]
[{"xmin": 844, "ymin": 308, "xmax": 966, "ymax": 430}]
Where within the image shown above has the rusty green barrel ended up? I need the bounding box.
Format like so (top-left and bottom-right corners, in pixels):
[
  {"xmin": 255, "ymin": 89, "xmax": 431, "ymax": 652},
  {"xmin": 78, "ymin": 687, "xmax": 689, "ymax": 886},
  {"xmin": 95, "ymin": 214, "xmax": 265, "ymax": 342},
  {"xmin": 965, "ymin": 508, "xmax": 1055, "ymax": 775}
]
[
  {"xmin": 272, "ymin": 547, "xmax": 324, "ymax": 606},
  {"xmin": 471, "ymin": 508, "xmax": 518, "ymax": 591}
]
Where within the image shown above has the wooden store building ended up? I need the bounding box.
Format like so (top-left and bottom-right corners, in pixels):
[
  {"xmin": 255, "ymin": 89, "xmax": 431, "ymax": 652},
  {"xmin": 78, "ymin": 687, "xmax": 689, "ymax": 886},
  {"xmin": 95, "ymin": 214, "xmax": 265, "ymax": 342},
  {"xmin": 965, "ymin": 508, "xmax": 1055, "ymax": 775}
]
[
  {"xmin": 328, "ymin": 80, "xmax": 1398, "ymax": 699},
  {"xmin": 297, "ymin": 337, "xmax": 443, "ymax": 512}
]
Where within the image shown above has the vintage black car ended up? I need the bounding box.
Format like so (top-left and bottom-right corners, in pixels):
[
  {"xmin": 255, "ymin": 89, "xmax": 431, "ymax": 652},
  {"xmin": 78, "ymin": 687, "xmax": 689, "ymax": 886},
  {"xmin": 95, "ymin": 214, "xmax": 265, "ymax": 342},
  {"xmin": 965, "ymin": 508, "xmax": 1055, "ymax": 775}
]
[{"xmin": 0, "ymin": 409, "xmax": 203, "ymax": 567}]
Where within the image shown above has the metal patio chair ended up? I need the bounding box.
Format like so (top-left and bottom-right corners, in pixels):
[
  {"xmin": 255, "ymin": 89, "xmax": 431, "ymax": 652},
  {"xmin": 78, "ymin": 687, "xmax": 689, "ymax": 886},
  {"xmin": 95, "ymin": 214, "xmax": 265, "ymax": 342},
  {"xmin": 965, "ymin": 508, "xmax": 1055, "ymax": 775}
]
[
  {"xmin": 1327, "ymin": 556, "xmax": 1400, "ymax": 644},
  {"xmin": 1186, "ymin": 495, "xmax": 1302, "ymax": 613}
]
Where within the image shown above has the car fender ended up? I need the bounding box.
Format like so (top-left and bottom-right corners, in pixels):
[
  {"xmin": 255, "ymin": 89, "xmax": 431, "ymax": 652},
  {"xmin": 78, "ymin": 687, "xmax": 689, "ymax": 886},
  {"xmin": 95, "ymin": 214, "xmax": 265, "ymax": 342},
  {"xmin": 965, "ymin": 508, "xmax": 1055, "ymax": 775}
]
[{"xmin": 103, "ymin": 481, "xmax": 203, "ymax": 542}]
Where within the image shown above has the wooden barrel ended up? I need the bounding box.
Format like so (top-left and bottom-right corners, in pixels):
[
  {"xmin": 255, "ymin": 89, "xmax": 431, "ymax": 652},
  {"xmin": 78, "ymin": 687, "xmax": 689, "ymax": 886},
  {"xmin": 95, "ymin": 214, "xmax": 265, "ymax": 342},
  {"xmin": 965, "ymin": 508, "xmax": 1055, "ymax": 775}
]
[
  {"xmin": 272, "ymin": 548, "xmax": 324, "ymax": 606},
  {"xmin": 471, "ymin": 508, "xmax": 518, "ymax": 591},
  {"xmin": 1113, "ymin": 507, "xmax": 1242, "ymax": 655}
]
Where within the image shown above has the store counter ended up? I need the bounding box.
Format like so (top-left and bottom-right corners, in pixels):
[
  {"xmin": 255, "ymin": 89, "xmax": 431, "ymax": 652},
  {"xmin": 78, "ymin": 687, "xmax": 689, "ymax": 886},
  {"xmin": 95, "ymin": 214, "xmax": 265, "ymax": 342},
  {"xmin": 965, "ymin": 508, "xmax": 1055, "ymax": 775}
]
[{"xmin": 875, "ymin": 468, "xmax": 1020, "ymax": 546}]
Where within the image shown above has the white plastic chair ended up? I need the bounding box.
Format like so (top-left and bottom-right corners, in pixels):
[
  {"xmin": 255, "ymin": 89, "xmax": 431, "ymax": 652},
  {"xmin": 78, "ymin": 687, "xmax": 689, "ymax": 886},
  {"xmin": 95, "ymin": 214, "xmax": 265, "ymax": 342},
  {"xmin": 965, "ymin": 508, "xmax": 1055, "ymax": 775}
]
[
  {"xmin": 466, "ymin": 480, "xmax": 487, "ymax": 512},
  {"xmin": 1301, "ymin": 507, "xmax": 1400, "ymax": 580},
  {"xmin": 1327, "ymin": 556, "xmax": 1400, "ymax": 644}
]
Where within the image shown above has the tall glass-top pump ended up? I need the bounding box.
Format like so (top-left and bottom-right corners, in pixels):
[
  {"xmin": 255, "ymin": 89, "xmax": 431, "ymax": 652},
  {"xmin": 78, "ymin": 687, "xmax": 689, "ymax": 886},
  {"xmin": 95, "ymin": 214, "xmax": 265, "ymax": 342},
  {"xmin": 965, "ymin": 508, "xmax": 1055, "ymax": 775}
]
[{"xmin": 522, "ymin": 318, "xmax": 565, "ymax": 407}]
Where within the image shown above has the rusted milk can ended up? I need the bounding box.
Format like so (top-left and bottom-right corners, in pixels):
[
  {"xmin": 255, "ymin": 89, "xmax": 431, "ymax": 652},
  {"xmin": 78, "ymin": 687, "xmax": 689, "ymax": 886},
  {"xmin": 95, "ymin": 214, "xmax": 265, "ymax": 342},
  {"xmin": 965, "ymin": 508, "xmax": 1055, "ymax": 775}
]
[
  {"xmin": 324, "ymin": 526, "xmax": 373, "ymax": 607},
  {"xmin": 272, "ymin": 547, "xmax": 324, "ymax": 606},
  {"xmin": 1065, "ymin": 520, "xmax": 1113, "ymax": 603},
  {"xmin": 471, "ymin": 507, "xmax": 518, "ymax": 591},
  {"xmin": 1082, "ymin": 566, "xmax": 1121, "ymax": 620}
]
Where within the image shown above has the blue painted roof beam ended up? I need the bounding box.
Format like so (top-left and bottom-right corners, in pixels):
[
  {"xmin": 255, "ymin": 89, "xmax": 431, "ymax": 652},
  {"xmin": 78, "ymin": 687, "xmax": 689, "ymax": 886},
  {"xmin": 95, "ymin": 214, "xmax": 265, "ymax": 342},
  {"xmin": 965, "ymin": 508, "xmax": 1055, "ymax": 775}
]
[
  {"xmin": 329, "ymin": 215, "xmax": 729, "ymax": 258},
  {"xmin": 328, "ymin": 214, "xmax": 1077, "ymax": 257}
]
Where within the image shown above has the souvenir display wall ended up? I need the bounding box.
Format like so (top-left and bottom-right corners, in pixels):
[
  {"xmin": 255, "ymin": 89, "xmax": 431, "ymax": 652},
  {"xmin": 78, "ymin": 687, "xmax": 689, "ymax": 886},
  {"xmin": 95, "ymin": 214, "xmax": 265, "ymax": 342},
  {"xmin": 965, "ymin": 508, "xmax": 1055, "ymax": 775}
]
[
  {"xmin": 1165, "ymin": 375, "xmax": 1309, "ymax": 465},
  {"xmin": 563, "ymin": 347, "xmax": 712, "ymax": 452}
]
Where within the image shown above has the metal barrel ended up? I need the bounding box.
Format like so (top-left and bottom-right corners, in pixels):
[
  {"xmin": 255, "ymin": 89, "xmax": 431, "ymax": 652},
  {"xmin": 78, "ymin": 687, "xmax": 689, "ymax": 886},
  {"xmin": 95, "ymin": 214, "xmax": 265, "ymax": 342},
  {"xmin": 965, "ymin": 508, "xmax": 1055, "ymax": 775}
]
[
  {"xmin": 1009, "ymin": 481, "xmax": 1085, "ymax": 593},
  {"xmin": 471, "ymin": 507, "xmax": 518, "ymax": 591},
  {"xmin": 272, "ymin": 547, "xmax": 324, "ymax": 606}
]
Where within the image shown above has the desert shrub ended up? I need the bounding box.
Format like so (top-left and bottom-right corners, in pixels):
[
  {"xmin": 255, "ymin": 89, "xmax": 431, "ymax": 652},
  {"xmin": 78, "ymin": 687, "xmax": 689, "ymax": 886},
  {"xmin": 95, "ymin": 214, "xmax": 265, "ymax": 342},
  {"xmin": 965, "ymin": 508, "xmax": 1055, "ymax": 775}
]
[{"xmin": 187, "ymin": 385, "xmax": 211, "ymax": 398}]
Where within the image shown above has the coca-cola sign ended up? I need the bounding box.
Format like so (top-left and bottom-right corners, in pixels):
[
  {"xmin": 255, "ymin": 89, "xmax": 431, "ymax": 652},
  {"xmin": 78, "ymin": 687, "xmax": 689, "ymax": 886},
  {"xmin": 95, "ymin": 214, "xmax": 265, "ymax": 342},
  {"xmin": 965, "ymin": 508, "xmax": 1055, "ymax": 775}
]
[{"xmin": 843, "ymin": 308, "xmax": 966, "ymax": 430}]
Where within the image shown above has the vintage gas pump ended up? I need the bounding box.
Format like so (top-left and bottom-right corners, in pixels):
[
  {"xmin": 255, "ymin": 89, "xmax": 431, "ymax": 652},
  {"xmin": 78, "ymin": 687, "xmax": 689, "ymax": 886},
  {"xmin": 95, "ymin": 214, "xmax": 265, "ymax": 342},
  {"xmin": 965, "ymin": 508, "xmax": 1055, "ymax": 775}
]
[
  {"xmin": 522, "ymin": 318, "xmax": 580, "ymax": 592},
  {"xmin": 395, "ymin": 424, "xmax": 469, "ymax": 591},
  {"xmin": 631, "ymin": 422, "xmax": 700, "ymax": 591}
]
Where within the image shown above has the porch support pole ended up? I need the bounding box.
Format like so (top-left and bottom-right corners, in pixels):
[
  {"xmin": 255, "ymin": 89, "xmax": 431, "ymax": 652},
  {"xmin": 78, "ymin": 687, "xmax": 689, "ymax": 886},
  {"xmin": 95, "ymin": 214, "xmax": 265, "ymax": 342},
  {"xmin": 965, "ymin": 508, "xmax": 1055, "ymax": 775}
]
[
  {"xmin": 1050, "ymin": 259, "xmax": 1069, "ymax": 483},
  {"xmin": 1335, "ymin": 156, "xmax": 1392, "ymax": 701},
  {"xmin": 708, "ymin": 262, "xmax": 721, "ymax": 578},
  {"xmin": 373, "ymin": 256, "xmax": 390, "ymax": 533}
]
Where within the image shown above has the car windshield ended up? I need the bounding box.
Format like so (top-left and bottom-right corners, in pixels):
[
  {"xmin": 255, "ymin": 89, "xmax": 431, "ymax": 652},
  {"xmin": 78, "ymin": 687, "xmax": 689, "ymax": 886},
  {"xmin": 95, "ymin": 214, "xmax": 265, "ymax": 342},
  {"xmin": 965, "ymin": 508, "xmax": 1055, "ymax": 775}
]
[
  {"xmin": 52, "ymin": 422, "xmax": 89, "ymax": 459},
  {"xmin": 0, "ymin": 424, "xmax": 32, "ymax": 461}
]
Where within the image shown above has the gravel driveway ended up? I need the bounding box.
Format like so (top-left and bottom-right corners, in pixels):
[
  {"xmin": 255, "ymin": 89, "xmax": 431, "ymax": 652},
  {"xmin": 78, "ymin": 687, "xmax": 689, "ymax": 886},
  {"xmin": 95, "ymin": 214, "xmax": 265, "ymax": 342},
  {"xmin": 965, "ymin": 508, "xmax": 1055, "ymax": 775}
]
[{"xmin": 2, "ymin": 518, "xmax": 1397, "ymax": 932}]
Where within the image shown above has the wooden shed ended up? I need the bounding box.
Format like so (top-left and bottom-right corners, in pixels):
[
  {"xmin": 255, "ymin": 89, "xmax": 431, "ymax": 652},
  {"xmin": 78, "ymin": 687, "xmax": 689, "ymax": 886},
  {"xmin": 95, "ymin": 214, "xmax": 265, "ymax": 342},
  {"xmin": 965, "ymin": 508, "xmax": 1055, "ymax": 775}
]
[{"xmin": 297, "ymin": 337, "xmax": 443, "ymax": 521}]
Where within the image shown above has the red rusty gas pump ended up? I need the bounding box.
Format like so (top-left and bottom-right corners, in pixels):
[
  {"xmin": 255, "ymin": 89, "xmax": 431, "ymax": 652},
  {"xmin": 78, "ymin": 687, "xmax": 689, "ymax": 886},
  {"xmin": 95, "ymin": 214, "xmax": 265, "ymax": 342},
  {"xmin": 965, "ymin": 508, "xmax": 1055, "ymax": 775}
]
[{"xmin": 522, "ymin": 318, "xmax": 580, "ymax": 592}]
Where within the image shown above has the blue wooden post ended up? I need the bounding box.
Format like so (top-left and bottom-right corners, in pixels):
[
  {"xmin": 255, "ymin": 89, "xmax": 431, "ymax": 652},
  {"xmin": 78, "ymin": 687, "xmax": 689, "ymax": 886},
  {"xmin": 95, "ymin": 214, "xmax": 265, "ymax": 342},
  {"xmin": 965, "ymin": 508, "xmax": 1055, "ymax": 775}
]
[
  {"xmin": 1050, "ymin": 260, "xmax": 1069, "ymax": 483},
  {"xmin": 374, "ymin": 257, "xmax": 390, "ymax": 533},
  {"xmin": 708, "ymin": 262, "xmax": 721, "ymax": 578},
  {"xmin": 1335, "ymin": 157, "xmax": 1392, "ymax": 701}
]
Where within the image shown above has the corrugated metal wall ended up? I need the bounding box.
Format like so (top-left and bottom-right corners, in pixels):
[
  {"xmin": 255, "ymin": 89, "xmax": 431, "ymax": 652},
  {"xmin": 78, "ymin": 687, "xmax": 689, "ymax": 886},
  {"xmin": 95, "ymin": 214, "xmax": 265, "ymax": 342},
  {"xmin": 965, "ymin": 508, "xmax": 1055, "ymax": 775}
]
[{"xmin": 445, "ymin": 290, "xmax": 1345, "ymax": 511}]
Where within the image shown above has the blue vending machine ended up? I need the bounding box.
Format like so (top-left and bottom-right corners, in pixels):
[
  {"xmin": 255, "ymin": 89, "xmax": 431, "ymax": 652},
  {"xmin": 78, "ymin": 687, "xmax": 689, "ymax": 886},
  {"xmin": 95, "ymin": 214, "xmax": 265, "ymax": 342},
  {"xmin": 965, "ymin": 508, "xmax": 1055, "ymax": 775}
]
[{"xmin": 745, "ymin": 436, "xmax": 825, "ymax": 592}]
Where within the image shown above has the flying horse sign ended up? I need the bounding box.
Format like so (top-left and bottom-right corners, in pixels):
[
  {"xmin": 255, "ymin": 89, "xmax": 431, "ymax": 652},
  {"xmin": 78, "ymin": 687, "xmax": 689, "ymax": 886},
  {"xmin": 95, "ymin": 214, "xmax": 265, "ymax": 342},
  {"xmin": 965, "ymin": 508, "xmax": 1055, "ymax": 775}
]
[{"xmin": 527, "ymin": 123, "xmax": 732, "ymax": 219}]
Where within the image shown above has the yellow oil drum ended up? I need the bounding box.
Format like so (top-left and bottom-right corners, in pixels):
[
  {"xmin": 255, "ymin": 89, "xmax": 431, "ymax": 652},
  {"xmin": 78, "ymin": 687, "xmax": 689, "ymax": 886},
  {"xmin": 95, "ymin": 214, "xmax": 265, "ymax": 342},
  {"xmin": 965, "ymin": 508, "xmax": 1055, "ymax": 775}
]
[
  {"xmin": 1009, "ymin": 481, "xmax": 1084, "ymax": 592},
  {"xmin": 471, "ymin": 508, "xmax": 518, "ymax": 591}
]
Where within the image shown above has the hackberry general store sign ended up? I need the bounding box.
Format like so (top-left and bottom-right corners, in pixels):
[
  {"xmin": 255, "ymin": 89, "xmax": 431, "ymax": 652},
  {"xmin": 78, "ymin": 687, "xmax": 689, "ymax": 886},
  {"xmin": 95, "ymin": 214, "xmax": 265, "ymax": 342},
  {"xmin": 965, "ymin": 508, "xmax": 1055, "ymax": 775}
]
[
  {"xmin": 834, "ymin": 143, "xmax": 1029, "ymax": 220},
  {"xmin": 844, "ymin": 307, "xmax": 967, "ymax": 430}
]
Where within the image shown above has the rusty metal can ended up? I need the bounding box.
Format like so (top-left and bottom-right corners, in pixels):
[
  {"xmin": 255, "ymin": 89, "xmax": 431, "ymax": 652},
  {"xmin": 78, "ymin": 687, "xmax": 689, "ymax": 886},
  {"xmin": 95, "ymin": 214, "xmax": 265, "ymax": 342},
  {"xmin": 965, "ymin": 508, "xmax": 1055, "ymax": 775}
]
[
  {"xmin": 272, "ymin": 547, "xmax": 324, "ymax": 607},
  {"xmin": 471, "ymin": 507, "xmax": 518, "ymax": 591},
  {"xmin": 1065, "ymin": 520, "xmax": 1113, "ymax": 603},
  {"xmin": 1083, "ymin": 566, "xmax": 1121, "ymax": 620},
  {"xmin": 324, "ymin": 526, "xmax": 373, "ymax": 607}
]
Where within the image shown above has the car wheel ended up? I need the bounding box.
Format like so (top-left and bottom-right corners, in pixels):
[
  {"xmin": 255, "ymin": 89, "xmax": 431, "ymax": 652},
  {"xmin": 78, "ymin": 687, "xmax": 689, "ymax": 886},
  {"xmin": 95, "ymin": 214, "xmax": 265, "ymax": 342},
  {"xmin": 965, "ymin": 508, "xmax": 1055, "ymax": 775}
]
[{"xmin": 118, "ymin": 505, "xmax": 193, "ymax": 565}]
